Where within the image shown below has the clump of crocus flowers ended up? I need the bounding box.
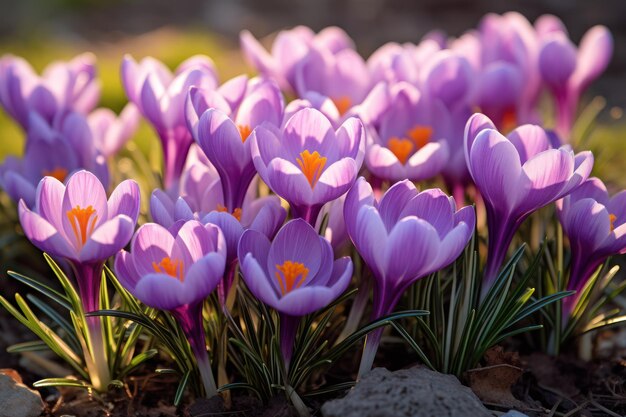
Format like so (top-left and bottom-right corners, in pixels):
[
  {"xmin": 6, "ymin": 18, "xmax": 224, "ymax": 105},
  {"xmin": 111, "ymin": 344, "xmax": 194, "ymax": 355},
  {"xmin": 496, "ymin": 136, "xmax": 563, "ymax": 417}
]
[{"xmin": 0, "ymin": 12, "xmax": 623, "ymax": 414}]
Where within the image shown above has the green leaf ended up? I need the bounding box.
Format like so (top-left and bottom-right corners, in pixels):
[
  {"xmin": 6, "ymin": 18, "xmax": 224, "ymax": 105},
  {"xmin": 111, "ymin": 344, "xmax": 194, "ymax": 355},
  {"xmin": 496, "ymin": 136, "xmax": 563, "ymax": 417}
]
[
  {"xmin": 174, "ymin": 371, "xmax": 191, "ymax": 406},
  {"xmin": 6, "ymin": 270, "xmax": 71, "ymax": 310},
  {"xmin": 33, "ymin": 378, "xmax": 90, "ymax": 389}
]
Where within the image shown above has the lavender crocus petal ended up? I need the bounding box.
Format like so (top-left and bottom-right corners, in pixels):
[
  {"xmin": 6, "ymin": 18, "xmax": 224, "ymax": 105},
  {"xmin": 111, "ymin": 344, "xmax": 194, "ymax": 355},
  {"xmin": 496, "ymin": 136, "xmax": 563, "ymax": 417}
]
[
  {"xmin": 469, "ymin": 129, "xmax": 522, "ymax": 212},
  {"xmin": 182, "ymin": 253, "xmax": 225, "ymax": 305},
  {"xmin": 516, "ymin": 149, "xmax": 574, "ymax": 214},
  {"xmin": 108, "ymin": 179, "xmax": 140, "ymax": 221},
  {"xmin": 268, "ymin": 219, "xmax": 323, "ymax": 277},
  {"xmin": 556, "ymin": 150, "xmax": 594, "ymax": 197},
  {"xmin": 405, "ymin": 141, "xmax": 449, "ymax": 181},
  {"xmin": 312, "ymin": 158, "xmax": 358, "ymax": 203},
  {"xmin": 384, "ymin": 217, "xmax": 439, "ymax": 284},
  {"xmin": 265, "ymin": 158, "xmax": 314, "ymax": 206},
  {"xmin": 567, "ymin": 177, "xmax": 609, "ymax": 207},
  {"xmin": 139, "ymin": 74, "xmax": 165, "ymax": 130},
  {"xmin": 196, "ymin": 108, "xmax": 245, "ymax": 173},
  {"xmin": 306, "ymin": 236, "xmax": 334, "ymax": 287},
  {"xmin": 240, "ymin": 30, "xmax": 277, "ymax": 80},
  {"xmin": 539, "ymin": 37, "xmax": 577, "ymax": 91},
  {"xmin": 364, "ymin": 144, "xmax": 405, "ymax": 181},
  {"xmin": 335, "ymin": 116, "xmax": 365, "ymax": 164},
  {"xmin": 506, "ymin": 124, "xmax": 552, "ymax": 163},
  {"xmin": 282, "ymin": 108, "xmax": 336, "ymax": 162},
  {"xmin": 174, "ymin": 198, "xmax": 195, "ymax": 222},
  {"xmin": 134, "ymin": 273, "xmax": 187, "ymax": 310},
  {"xmin": 80, "ymin": 215, "xmax": 135, "ymax": 262},
  {"xmin": 249, "ymin": 125, "xmax": 283, "ymax": 179},
  {"xmin": 248, "ymin": 202, "xmax": 287, "ymax": 238},
  {"xmin": 535, "ymin": 14, "xmax": 568, "ymax": 38},
  {"xmin": 217, "ymin": 74, "xmax": 249, "ymax": 109},
  {"xmin": 314, "ymin": 26, "xmax": 353, "ymax": 53},
  {"xmin": 240, "ymin": 253, "xmax": 280, "ymax": 304},
  {"xmin": 18, "ymin": 200, "xmax": 75, "ymax": 259},
  {"xmin": 174, "ymin": 220, "xmax": 222, "ymax": 267},
  {"xmin": 131, "ymin": 223, "xmax": 176, "ymax": 276},
  {"xmin": 570, "ymin": 26, "xmax": 613, "ymax": 93},
  {"xmin": 238, "ymin": 229, "xmax": 271, "ymax": 275},
  {"xmin": 463, "ymin": 113, "xmax": 496, "ymax": 175},
  {"xmin": 235, "ymin": 80, "xmax": 284, "ymax": 130},
  {"xmin": 202, "ymin": 211, "xmax": 243, "ymax": 264},
  {"xmin": 275, "ymin": 287, "xmax": 340, "ymax": 316},
  {"xmin": 377, "ymin": 180, "xmax": 417, "ymax": 231},
  {"xmin": 436, "ymin": 220, "xmax": 473, "ymax": 267},
  {"xmin": 565, "ymin": 199, "xmax": 610, "ymax": 251},
  {"xmin": 400, "ymin": 189, "xmax": 456, "ymax": 237},
  {"xmin": 114, "ymin": 250, "xmax": 142, "ymax": 292},
  {"xmin": 150, "ymin": 189, "xmax": 176, "ymax": 228},
  {"xmin": 352, "ymin": 205, "xmax": 388, "ymax": 279},
  {"xmin": 344, "ymin": 176, "xmax": 376, "ymax": 238},
  {"xmin": 2, "ymin": 172, "xmax": 36, "ymax": 208},
  {"xmin": 608, "ymin": 190, "xmax": 626, "ymax": 224}
]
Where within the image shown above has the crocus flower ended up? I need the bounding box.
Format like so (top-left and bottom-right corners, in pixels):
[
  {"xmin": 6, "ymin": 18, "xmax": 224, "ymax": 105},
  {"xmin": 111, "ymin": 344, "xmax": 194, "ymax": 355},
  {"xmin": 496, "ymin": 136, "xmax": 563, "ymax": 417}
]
[
  {"xmin": 186, "ymin": 77, "xmax": 284, "ymax": 214},
  {"xmin": 367, "ymin": 39, "xmax": 441, "ymax": 86},
  {"xmin": 0, "ymin": 53, "xmax": 100, "ymax": 129},
  {"xmin": 115, "ymin": 220, "xmax": 226, "ymax": 397},
  {"xmin": 344, "ymin": 177, "xmax": 475, "ymax": 376},
  {"xmin": 250, "ymin": 108, "xmax": 364, "ymax": 225},
  {"xmin": 0, "ymin": 111, "xmax": 109, "ymax": 207},
  {"xmin": 121, "ymin": 55, "xmax": 218, "ymax": 191},
  {"xmin": 87, "ymin": 103, "xmax": 140, "ymax": 158},
  {"xmin": 556, "ymin": 178, "xmax": 626, "ymax": 318},
  {"xmin": 150, "ymin": 146, "xmax": 287, "ymax": 305},
  {"xmin": 538, "ymin": 25, "xmax": 613, "ymax": 140},
  {"xmin": 363, "ymin": 82, "xmax": 449, "ymax": 183},
  {"xmin": 240, "ymin": 26, "xmax": 353, "ymax": 94},
  {"xmin": 18, "ymin": 170, "xmax": 140, "ymax": 390},
  {"xmin": 238, "ymin": 218, "xmax": 352, "ymax": 368},
  {"xmin": 464, "ymin": 113, "xmax": 593, "ymax": 295}
]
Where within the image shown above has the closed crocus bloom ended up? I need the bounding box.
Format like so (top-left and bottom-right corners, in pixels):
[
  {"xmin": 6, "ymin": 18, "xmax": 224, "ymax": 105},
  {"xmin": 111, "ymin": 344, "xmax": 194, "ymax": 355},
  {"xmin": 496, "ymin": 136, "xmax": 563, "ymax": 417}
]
[
  {"xmin": 364, "ymin": 82, "xmax": 449, "ymax": 183},
  {"xmin": 187, "ymin": 77, "xmax": 284, "ymax": 214},
  {"xmin": 240, "ymin": 26, "xmax": 353, "ymax": 93},
  {"xmin": 556, "ymin": 178, "xmax": 626, "ymax": 318},
  {"xmin": 344, "ymin": 177, "xmax": 475, "ymax": 376},
  {"xmin": 464, "ymin": 113, "xmax": 594, "ymax": 295},
  {"xmin": 0, "ymin": 53, "xmax": 100, "ymax": 129},
  {"xmin": 115, "ymin": 220, "xmax": 226, "ymax": 397},
  {"xmin": 539, "ymin": 25, "xmax": 613, "ymax": 140},
  {"xmin": 238, "ymin": 219, "xmax": 353, "ymax": 368},
  {"xmin": 251, "ymin": 108, "xmax": 364, "ymax": 225},
  {"xmin": 121, "ymin": 55, "xmax": 218, "ymax": 192},
  {"xmin": 87, "ymin": 103, "xmax": 140, "ymax": 158},
  {"xmin": 18, "ymin": 170, "xmax": 140, "ymax": 390},
  {"xmin": 0, "ymin": 111, "xmax": 109, "ymax": 207}
]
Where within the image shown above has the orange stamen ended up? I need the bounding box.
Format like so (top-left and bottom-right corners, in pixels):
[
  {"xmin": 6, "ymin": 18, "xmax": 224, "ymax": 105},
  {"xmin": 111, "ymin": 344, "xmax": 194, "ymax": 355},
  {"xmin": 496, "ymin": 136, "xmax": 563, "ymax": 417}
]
[
  {"xmin": 388, "ymin": 137, "xmax": 414, "ymax": 164},
  {"xmin": 502, "ymin": 108, "xmax": 517, "ymax": 133},
  {"xmin": 406, "ymin": 125, "xmax": 433, "ymax": 150},
  {"xmin": 43, "ymin": 167, "xmax": 68, "ymax": 182},
  {"xmin": 152, "ymin": 257, "xmax": 185, "ymax": 282},
  {"xmin": 217, "ymin": 204, "xmax": 243, "ymax": 222},
  {"xmin": 238, "ymin": 124, "xmax": 252, "ymax": 142},
  {"xmin": 66, "ymin": 205, "xmax": 98, "ymax": 247},
  {"xmin": 610, "ymin": 213, "xmax": 617, "ymax": 232},
  {"xmin": 274, "ymin": 260, "xmax": 309, "ymax": 296},
  {"xmin": 332, "ymin": 96, "xmax": 352, "ymax": 116},
  {"xmin": 297, "ymin": 150, "xmax": 327, "ymax": 188}
]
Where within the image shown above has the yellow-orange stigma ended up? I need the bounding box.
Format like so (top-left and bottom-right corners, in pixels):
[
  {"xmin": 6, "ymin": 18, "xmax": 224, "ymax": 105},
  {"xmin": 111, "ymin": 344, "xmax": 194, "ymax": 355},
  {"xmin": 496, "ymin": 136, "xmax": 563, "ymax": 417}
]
[
  {"xmin": 66, "ymin": 205, "xmax": 98, "ymax": 247},
  {"xmin": 275, "ymin": 260, "xmax": 309, "ymax": 296},
  {"xmin": 217, "ymin": 204, "xmax": 243, "ymax": 222},
  {"xmin": 406, "ymin": 125, "xmax": 433, "ymax": 150},
  {"xmin": 332, "ymin": 96, "xmax": 352, "ymax": 116},
  {"xmin": 297, "ymin": 150, "xmax": 327, "ymax": 188},
  {"xmin": 388, "ymin": 137, "xmax": 414, "ymax": 164},
  {"xmin": 238, "ymin": 124, "xmax": 252, "ymax": 142},
  {"xmin": 610, "ymin": 213, "xmax": 617, "ymax": 232},
  {"xmin": 152, "ymin": 257, "xmax": 185, "ymax": 282},
  {"xmin": 43, "ymin": 167, "xmax": 68, "ymax": 182}
]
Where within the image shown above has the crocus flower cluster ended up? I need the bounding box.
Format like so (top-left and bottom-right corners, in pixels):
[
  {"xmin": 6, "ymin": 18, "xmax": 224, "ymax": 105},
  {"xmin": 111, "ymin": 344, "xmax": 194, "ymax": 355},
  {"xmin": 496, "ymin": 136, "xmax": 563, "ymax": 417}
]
[{"xmin": 1, "ymin": 12, "xmax": 620, "ymax": 400}]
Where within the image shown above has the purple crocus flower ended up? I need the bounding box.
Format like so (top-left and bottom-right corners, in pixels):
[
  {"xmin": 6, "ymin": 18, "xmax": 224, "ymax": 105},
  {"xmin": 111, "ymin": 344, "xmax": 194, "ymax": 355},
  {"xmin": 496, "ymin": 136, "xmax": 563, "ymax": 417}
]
[
  {"xmin": 363, "ymin": 82, "xmax": 449, "ymax": 183},
  {"xmin": 240, "ymin": 26, "xmax": 353, "ymax": 94},
  {"xmin": 0, "ymin": 111, "xmax": 109, "ymax": 207},
  {"xmin": 538, "ymin": 25, "xmax": 613, "ymax": 140},
  {"xmin": 0, "ymin": 53, "xmax": 100, "ymax": 129},
  {"xmin": 250, "ymin": 108, "xmax": 364, "ymax": 225},
  {"xmin": 238, "ymin": 218, "xmax": 352, "ymax": 368},
  {"xmin": 344, "ymin": 177, "xmax": 475, "ymax": 376},
  {"xmin": 464, "ymin": 113, "xmax": 594, "ymax": 295},
  {"xmin": 150, "ymin": 147, "xmax": 287, "ymax": 305},
  {"xmin": 186, "ymin": 77, "xmax": 284, "ymax": 214},
  {"xmin": 121, "ymin": 55, "xmax": 218, "ymax": 191},
  {"xmin": 18, "ymin": 170, "xmax": 140, "ymax": 390},
  {"xmin": 367, "ymin": 39, "xmax": 441, "ymax": 86},
  {"xmin": 88, "ymin": 103, "xmax": 140, "ymax": 158},
  {"xmin": 556, "ymin": 178, "xmax": 626, "ymax": 318},
  {"xmin": 115, "ymin": 220, "xmax": 226, "ymax": 397}
]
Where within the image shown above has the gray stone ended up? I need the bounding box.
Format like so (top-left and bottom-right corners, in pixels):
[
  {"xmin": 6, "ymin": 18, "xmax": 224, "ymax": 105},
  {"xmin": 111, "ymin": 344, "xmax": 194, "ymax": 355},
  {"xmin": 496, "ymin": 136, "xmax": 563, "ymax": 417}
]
[
  {"xmin": 0, "ymin": 370, "xmax": 44, "ymax": 417},
  {"xmin": 322, "ymin": 367, "xmax": 493, "ymax": 417}
]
